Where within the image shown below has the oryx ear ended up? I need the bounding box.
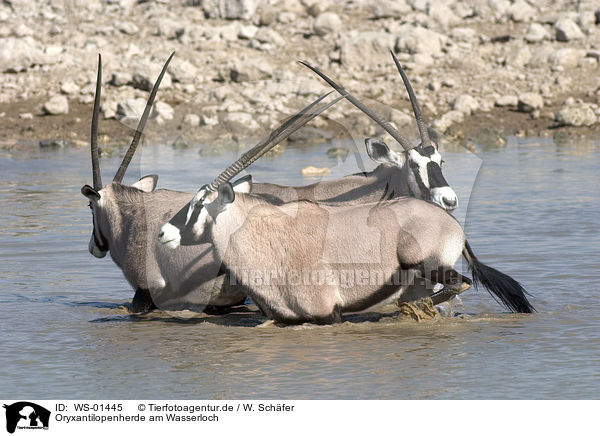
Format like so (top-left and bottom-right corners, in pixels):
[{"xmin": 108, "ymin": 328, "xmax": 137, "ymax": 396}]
[
  {"xmin": 232, "ymin": 174, "xmax": 252, "ymax": 194},
  {"xmin": 132, "ymin": 175, "xmax": 158, "ymax": 192},
  {"xmin": 218, "ymin": 182, "xmax": 235, "ymax": 205},
  {"xmin": 365, "ymin": 138, "xmax": 395, "ymax": 164},
  {"xmin": 81, "ymin": 185, "xmax": 100, "ymax": 201}
]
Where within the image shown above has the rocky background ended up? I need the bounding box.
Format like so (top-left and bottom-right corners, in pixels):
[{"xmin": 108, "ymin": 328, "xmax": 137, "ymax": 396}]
[{"xmin": 1, "ymin": 0, "xmax": 600, "ymax": 153}]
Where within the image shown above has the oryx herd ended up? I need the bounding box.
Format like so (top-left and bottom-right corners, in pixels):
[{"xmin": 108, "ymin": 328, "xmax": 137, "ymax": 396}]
[{"xmin": 81, "ymin": 51, "xmax": 534, "ymax": 324}]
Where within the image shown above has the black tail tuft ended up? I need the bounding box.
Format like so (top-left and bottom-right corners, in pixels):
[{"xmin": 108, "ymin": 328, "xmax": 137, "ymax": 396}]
[{"xmin": 463, "ymin": 241, "xmax": 535, "ymax": 313}]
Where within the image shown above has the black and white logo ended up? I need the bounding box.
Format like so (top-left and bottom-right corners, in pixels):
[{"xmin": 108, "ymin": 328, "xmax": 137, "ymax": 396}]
[{"xmin": 3, "ymin": 402, "xmax": 50, "ymax": 434}]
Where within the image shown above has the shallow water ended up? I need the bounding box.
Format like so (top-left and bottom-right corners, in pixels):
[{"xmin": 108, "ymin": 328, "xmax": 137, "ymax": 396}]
[{"xmin": 0, "ymin": 137, "xmax": 598, "ymax": 399}]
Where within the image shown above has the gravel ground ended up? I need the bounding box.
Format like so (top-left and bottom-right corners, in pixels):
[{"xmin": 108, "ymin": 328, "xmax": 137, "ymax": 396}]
[{"xmin": 1, "ymin": 0, "xmax": 600, "ymax": 154}]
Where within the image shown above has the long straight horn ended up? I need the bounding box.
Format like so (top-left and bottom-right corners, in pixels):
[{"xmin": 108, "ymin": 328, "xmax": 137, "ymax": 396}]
[
  {"xmin": 390, "ymin": 50, "xmax": 431, "ymax": 148},
  {"xmin": 113, "ymin": 52, "xmax": 175, "ymax": 183},
  {"xmin": 90, "ymin": 54, "xmax": 103, "ymax": 191},
  {"xmin": 300, "ymin": 60, "xmax": 414, "ymax": 152},
  {"xmin": 208, "ymin": 92, "xmax": 343, "ymax": 191}
]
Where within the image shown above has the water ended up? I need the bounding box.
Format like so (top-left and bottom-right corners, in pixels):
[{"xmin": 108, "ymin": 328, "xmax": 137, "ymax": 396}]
[{"xmin": 1, "ymin": 137, "xmax": 598, "ymax": 399}]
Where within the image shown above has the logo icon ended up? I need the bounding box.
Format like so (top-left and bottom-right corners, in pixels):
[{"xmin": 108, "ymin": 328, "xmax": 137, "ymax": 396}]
[{"xmin": 3, "ymin": 402, "xmax": 50, "ymax": 434}]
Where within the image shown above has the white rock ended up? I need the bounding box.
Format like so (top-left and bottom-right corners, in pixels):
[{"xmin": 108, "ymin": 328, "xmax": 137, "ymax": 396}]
[
  {"xmin": 153, "ymin": 101, "xmax": 174, "ymax": 121},
  {"xmin": 238, "ymin": 24, "xmax": 258, "ymax": 40},
  {"xmin": 313, "ymin": 12, "xmax": 342, "ymax": 36},
  {"xmin": 169, "ymin": 60, "xmax": 198, "ymax": 84},
  {"xmin": 339, "ymin": 32, "xmax": 396, "ymax": 66},
  {"xmin": 371, "ymin": 0, "xmax": 411, "ymax": 19},
  {"xmin": 495, "ymin": 95, "xmax": 518, "ymax": 107},
  {"xmin": 131, "ymin": 64, "xmax": 172, "ymax": 91},
  {"xmin": 155, "ymin": 18, "xmax": 185, "ymax": 39},
  {"xmin": 0, "ymin": 37, "xmax": 43, "ymax": 73},
  {"xmin": 554, "ymin": 18, "xmax": 584, "ymax": 42},
  {"xmin": 203, "ymin": 0, "xmax": 259, "ymax": 20},
  {"xmin": 117, "ymin": 98, "xmax": 146, "ymax": 119},
  {"xmin": 183, "ymin": 113, "xmax": 200, "ymax": 127},
  {"xmin": 506, "ymin": 0, "xmax": 535, "ymax": 22},
  {"xmin": 525, "ymin": 22, "xmax": 550, "ymax": 43},
  {"xmin": 549, "ymin": 48, "xmax": 586, "ymax": 70},
  {"xmin": 254, "ymin": 27, "xmax": 285, "ymax": 45},
  {"xmin": 60, "ymin": 81, "xmax": 80, "ymax": 95},
  {"xmin": 517, "ymin": 93, "xmax": 543, "ymax": 113},
  {"xmin": 43, "ymin": 95, "xmax": 69, "ymax": 115},
  {"xmin": 224, "ymin": 111, "xmax": 260, "ymax": 131},
  {"xmin": 505, "ymin": 45, "xmax": 532, "ymax": 68},
  {"xmin": 12, "ymin": 23, "xmax": 33, "ymax": 37},
  {"xmin": 452, "ymin": 95, "xmax": 479, "ymax": 115},
  {"xmin": 117, "ymin": 21, "xmax": 139, "ymax": 35},
  {"xmin": 433, "ymin": 110, "xmax": 464, "ymax": 133},
  {"xmin": 556, "ymin": 103, "xmax": 597, "ymax": 126},
  {"xmin": 111, "ymin": 72, "xmax": 132, "ymax": 87},
  {"xmin": 395, "ymin": 26, "xmax": 446, "ymax": 56}
]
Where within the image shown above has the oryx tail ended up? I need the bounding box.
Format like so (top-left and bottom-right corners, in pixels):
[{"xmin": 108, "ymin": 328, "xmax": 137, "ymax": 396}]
[{"xmin": 463, "ymin": 241, "xmax": 535, "ymax": 313}]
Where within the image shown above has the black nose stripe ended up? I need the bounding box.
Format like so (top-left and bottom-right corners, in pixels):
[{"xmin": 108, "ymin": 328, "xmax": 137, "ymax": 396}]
[{"xmin": 426, "ymin": 161, "xmax": 448, "ymax": 189}]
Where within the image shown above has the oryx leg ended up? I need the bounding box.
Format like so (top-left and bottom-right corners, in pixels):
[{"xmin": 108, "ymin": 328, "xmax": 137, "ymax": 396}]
[
  {"xmin": 429, "ymin": 268, "xmax": 472, "ymax": 306},
  {"xmin": 130, "ymin": 288, "xmax": 157, "ymax": 313}
]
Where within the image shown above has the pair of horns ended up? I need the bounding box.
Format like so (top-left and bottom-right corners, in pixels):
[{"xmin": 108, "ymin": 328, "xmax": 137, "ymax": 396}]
[
  {"xmin": 300, "ymin": 50, "xmax": 432, "ymax": 152},
  {"xmin": 89, "ymin": 52, "xmax": 174, "ymax": 191},
  {"xmin": 207, "ymin": 92, "xmax": 343, "ymax": 192}
]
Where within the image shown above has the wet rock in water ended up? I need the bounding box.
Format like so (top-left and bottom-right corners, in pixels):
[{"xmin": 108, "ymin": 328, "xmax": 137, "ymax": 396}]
[
  {"xmin": 554, "ymin": 17, "xmax": 584, "ymax": 42},
  {"xmin": 370, "ymin": 0, "xmax": 411, "ymax": 19},
  {"xmin": 473, "ymin": 127, "xmax": 507, "ymax": 148},
  {"xmin": 517, "ymin": 93, "xmax": 544, "ymax": 113},
  {"xmin": 117, "ymin": 98, "xmax": 146, "ymax": 119},
  {"xmin": 43, "ymin": 95, "xmax": 69, "ymax": 115},
  {"xmin": 556, "ymin": 102, "xmax": 597, "ymax": 127},
  {"xmin": 313, "ymin": 12, "xmax": 342, "ymax": 36},
  {"xmin": 397, "ymin": 297, "xmax": 440, "ymax": 322},
  {"xmin": 326, "ymin": 147, "xmax": 349, "ymax": 159},
  {"xmin": 39, "ymin": 139, "xmax": 73, "ymax": 149},
  {"xmin": 525, "ymin": 22, "xmax": 550, "ymax": 43},
  {"xmin": 452, "ymin": 95, "xmax": 479, "ymax": 115},
  {"xmin": 301, "ymin": 166, "xmax": 330, "ymax": 176},
  {"xmin": 495, "ymin": 95, "xmax": 518, "ymax": 107}
]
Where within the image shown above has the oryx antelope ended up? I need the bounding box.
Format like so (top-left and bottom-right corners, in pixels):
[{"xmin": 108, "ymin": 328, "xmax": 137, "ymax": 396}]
[
  {"xmin": 161, "ymin": 53, "xmax": 459, "ymax": 249},
  {"xmin": 81, "ymin": 54, "xmax": 342, "ymax": 312},
  {"xmin": 176, "ymin": 178, "xmax": 534, "ymax": 324}
]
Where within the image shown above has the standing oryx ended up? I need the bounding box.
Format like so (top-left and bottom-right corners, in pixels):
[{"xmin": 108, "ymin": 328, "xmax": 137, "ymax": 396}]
[
  {"xmin": 165, "ymin": 175, "xmax": 534, "ymax": 324},
  {"xmin": 81, "ymin": 53, "xmax": 342, "ymax": 312},
  {"xmin": 161, "ymin": 52, "xmax": 459, "ymax": 248}
]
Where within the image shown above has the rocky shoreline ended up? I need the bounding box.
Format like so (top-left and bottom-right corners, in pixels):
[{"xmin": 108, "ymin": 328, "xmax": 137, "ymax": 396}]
[{"xmin": 1, "ymin": 0, "xmax": 600, "ymax": 155}]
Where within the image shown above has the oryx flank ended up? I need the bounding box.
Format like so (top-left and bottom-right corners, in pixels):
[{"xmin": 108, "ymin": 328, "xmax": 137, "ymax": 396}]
[
  {"xmin": 161, "ymin": 52, "xmax": 458, "ymax": 249},
  {"xmin": 81, "ymin": 54, "xmax": 343, "ymax": 312},
  {"xmin": 177, "ymin": 178, "xmax": 534, "ymax": 324}
]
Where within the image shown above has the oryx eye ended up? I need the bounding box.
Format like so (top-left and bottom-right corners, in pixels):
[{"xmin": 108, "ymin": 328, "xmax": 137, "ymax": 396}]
[{"xmin": 424, "ymin": 146, "xmax": 435, "ymax": 155}]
